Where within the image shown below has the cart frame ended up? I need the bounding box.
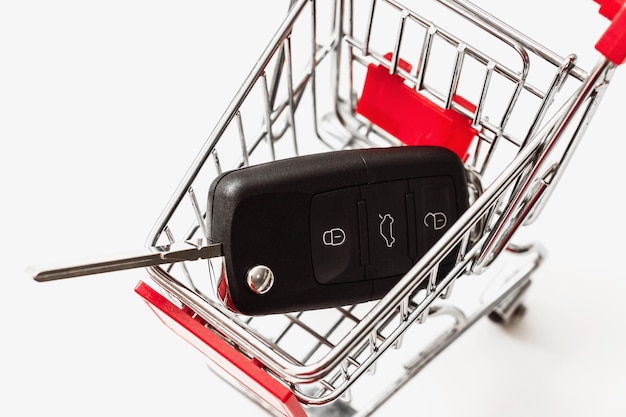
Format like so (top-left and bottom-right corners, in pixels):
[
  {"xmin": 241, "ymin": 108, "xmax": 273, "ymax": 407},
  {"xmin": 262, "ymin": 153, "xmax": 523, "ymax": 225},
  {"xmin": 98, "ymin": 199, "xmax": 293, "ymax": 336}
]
[{"xmin": 33, "ymin": 0, "xmax": 626, "ymax": 416}]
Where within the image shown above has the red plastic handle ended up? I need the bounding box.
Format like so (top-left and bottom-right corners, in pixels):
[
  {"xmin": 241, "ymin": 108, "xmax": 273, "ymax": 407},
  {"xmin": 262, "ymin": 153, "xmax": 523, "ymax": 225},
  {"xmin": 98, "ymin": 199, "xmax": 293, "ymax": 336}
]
[
  {"xmin": 355, "ymin": 53, "xmax": 478, "ymax": 161},
  {"xmin": 134, "ymin": 281, "xmax": 307, "ymax": 417},
  {"xmin": 595, "ymin": 0, "xmax": 626, "ymax": 64}
]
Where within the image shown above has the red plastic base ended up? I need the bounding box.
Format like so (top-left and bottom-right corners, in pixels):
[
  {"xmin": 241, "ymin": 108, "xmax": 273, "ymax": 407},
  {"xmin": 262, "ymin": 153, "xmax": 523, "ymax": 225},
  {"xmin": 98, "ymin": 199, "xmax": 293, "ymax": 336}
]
[{"xmin": 135, "ymin": 281, "xmax": 307, "ymax": 417}]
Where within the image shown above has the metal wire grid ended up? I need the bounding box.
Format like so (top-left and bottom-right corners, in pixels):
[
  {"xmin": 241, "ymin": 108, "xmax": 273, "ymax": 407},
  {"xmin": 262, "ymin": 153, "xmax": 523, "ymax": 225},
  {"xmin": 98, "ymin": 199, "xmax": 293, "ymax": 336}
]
[{"xmin": 140, "ymin": 0, "xmax": 613, "ymax": 410}]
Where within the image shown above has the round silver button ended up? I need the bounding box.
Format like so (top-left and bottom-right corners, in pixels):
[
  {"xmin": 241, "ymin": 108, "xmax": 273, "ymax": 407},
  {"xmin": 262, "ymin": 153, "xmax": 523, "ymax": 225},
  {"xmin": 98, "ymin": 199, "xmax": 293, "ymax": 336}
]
[{"xmin": 246, "ymin": 265, "xmax": 275, "ymax": 294}]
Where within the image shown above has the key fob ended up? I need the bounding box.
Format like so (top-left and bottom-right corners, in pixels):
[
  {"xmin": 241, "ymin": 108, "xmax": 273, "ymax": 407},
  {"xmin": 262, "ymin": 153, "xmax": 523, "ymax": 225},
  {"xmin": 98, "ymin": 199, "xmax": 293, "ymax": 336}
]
[{"xmin": 207, "ymin": 146, "xmax": 469, "ymax": 315}]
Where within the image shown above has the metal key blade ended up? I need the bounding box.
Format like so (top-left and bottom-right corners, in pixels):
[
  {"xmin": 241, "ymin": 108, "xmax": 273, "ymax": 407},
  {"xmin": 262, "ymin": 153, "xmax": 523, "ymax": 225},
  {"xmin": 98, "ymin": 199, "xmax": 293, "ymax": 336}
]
[{"xmin": 30, "ymin": 239, "xmax": 223, "ymax": 282}]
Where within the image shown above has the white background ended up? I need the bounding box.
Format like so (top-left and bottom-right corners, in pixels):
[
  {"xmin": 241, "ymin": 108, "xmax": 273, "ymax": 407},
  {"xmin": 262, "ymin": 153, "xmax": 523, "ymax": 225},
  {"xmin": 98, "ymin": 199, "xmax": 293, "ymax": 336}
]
[{"xmin": 2, "ymin": 1, "xmax": 625, "ymax": 416}]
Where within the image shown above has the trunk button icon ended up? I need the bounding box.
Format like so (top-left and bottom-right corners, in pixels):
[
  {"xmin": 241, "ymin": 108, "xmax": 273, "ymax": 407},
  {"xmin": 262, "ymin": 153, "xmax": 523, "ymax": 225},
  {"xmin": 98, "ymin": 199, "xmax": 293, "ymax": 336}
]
[{"xmin": 379, "ymin": 214, "xmax": 395, "ymax": 248}]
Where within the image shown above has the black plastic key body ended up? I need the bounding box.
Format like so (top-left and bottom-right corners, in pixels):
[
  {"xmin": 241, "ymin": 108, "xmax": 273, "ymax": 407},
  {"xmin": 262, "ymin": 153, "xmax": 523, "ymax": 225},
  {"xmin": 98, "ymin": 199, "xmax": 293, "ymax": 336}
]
[{"xmin": 207, "ymin": 146, "xmax": 469, "ymax": 315}]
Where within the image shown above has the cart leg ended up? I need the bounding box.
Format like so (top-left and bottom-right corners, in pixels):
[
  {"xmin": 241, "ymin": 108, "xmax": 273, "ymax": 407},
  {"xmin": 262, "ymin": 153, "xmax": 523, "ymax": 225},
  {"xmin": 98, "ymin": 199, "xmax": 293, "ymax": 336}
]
[{"xmin": 488, "ymin": 278, "xmax": 531, "ymax": 326}]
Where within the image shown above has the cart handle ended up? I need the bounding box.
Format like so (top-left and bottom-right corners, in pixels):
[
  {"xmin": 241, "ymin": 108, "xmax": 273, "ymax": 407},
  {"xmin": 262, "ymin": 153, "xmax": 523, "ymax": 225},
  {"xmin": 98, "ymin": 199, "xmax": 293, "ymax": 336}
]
[{"xmin": 595, "ymin": 0, "xmax": 626, "ymax": 64}]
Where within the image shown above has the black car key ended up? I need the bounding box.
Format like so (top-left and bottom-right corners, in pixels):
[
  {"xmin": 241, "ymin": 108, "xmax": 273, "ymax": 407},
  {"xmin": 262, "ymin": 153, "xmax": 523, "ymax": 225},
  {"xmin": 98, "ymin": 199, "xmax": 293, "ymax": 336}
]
[{"xmin": 208, "ymin": 146, "xmax": 469, "ymax": 315}]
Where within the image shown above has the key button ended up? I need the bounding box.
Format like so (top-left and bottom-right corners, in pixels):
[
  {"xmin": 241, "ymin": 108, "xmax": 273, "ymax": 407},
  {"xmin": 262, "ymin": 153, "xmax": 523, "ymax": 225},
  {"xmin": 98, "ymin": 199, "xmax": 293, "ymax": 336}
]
[
  {"xmin": 410, "ymin": 176, "xmax": 458, "ymax": 261},
  {"xmin": 310, "ymin": 187, "xmax": 364, "ymax": 284},
  {"xmin": 361, "ymin": 180, "xmax": 412, "ymax": 280}
]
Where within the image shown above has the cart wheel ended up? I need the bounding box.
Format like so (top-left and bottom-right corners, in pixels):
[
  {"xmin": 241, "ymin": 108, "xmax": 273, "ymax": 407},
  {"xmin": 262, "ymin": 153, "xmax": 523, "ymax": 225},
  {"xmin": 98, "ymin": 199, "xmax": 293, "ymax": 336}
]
[
  {"xmin": 488, "ymin": 303, "xmax": 527, "ymax": 326},
  {"xmin": 306, "ymin": 400, "xmax": 357, "ymax": 417},
  {"xmin": 488, "ymin": 279, "xmax": 531, "ymax": 326}
]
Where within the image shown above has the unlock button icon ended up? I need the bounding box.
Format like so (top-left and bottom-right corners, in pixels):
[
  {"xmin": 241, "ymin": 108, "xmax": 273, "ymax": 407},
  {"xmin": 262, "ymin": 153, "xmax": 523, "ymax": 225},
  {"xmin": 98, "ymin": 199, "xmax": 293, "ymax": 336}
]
[{"xmin": 424, "ymin": 212, "xmax": 448, "ymax": 231}]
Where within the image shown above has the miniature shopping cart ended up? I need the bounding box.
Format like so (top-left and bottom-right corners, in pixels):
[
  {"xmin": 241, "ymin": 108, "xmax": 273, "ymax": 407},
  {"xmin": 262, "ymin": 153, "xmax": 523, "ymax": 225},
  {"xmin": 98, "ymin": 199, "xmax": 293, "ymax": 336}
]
[{"xmin": 32, "ymin": 0, "xmax": 626, "ymax": 415}]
